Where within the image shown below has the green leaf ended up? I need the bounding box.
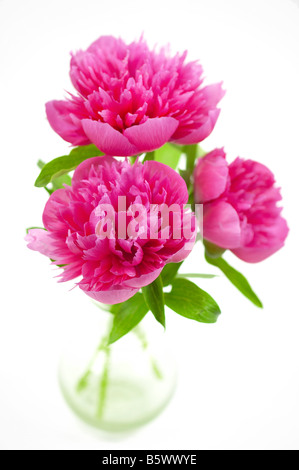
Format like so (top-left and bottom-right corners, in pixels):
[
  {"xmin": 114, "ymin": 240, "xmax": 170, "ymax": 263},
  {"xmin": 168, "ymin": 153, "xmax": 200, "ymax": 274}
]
[
  {"xmin": 35, "ymin": 145, "xmax": 104, "ymax": 188},
  {"xmin": 154, "ymin": 143, "xmax": 182, "ymax": 170},
  {"xmin": 165, "ymin": 278, "xmax": 221, "ymax": 324},
  {"xmin": 142, "ymin": 276, "xmax": 165, "ymax": 328},
  {"xmin": 205, "ymin": 254, "xmax": 263, "ymax": 308},
  {"xmin": 37, "ymin": 160, "xmax": 45, "ymax": 170},
  {"xmin": 46, "ymin": 173, "xmax": 72, "ymax": 194},
  {"xmin": 161, "ymin": 262, "xmax": 183, "ymax": 286},
  {"xmin": 108, "ymin": 293, "xmax": 149, "ymax": 345},
  {"xmin": 37, "ymin": 160, "xmax": 53, "ymax": 194},
  {"xmin": 177, "ymin": 273, "xmax": 217, "ymax": 279},
  {"xmin": 51, "ymin": 173, "xmax": 72, "ymax": 191}
]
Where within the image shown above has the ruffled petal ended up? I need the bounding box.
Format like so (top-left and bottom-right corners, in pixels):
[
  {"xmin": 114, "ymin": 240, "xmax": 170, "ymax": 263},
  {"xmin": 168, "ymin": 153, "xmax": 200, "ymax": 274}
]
[
  {"xmin": 194, "ymin": 148, "xmax": 229, "ymax": 203},
  {"xmin": 123, "ymin": 268, "xmax": 163, "ymax": 289},
  {"xmin": 46, "ymin": 100, "xmax": 89, "ymax": 146},
  {"xmin": 124, "ymin": 117, "xmax": 179, "ymax": 153},
  {"xmin": 81, "ymin": 286, "xmax": 139, "ymax": 304},
  {"xmin": 42, "ymin": 188, "xmax": 71, "ymax": 232},
  {"xmin": 25, "ymin": 229, "xmax": 56, "ymax": 258},
  {"xmin": 203, "ymin": 201, "xmax": 241, "ymax": 249},
  {"xmin": 200, "ymin": 83, "xmax": 226, "ymax": 108},
  {"xmin": 82, "ymin": 120, "xmax": 139, "ymax": 156},
  {"xmin": 233, "ymin": 217, "xmax": 289, "ymax": 263},
  {"xmin": 144, "ymin": 160, "xmax": 189, "ymax": 206},
  {"xmin": 173, "ymin": 109, "xmax": 220, "ymax": 145},
  {"xmin": 72, "ymin": 155, "xmax": 112, "ymax": 185},
  {"xmin": 168, "ymin": 223, "xmax": 197, "ymax": 263}
]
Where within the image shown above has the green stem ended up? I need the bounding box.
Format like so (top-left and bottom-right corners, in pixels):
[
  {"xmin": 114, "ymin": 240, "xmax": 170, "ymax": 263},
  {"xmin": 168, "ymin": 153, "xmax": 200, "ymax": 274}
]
[
  {"xmin": 133, "ymin": 326, "xmax": 163, "ymax": 381},
  {"xmin": 143, "ymin": 151, "xmax": 155, "ymax": 162},
  {"xmin": 76, "ymin": 335, "xmax": 108, "ymax": 392},
  {"xmin": 184, "ymin": 144, "xmax": 198, "ymax": 173},
  {"xmin": 76, "ymin": 318, "xmax": 114, "ymax": 419},
  {"xmin": 97, "ymin": 345, "xmax": 111, "ymax": 418},
  {"xmin": 151, "ymin": 358, "xmax": 163, "ymax": 380}
]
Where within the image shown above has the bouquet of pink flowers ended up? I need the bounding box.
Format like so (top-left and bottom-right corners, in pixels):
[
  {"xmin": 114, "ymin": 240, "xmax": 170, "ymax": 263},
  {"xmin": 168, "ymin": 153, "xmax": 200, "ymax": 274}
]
[{"xmin": 26, "ymin": 35, "xmax": 288, "ymax": 341}]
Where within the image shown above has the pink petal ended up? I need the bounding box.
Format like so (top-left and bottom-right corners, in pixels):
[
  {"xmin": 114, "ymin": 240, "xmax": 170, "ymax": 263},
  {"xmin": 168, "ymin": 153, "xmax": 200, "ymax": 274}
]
[
  {"xmin": 232, "ymin": 217, "xmax": 289, "ymax": 263},
  {"xmin": 194, "ymin": 148, "xmax": 229, "ymax": 203},
  {"xmin": 203, "ymin": 201, "xmax": 241, "ymax": 249},
  {"xmin": 201, "ymin": 83, "xmax": 226, "ymax": 108},
  {"xmin": 25, "ymin": 229, "xmax": 56, "ymax": 258},
  {"xmin": 82, "ymin": 120, "xmax": 139, "ymax": 156},
  {"xmin": 42, "ymin": 188, "xmax": 71, "ymax": 232},
  {"xmin": 81, "ymin": 286, "xmax": 139, "ymax": 304},
  {"xmin": 72, "ymin": 156, "xmax": 112, "ymax": 185},
  {"xmin": 123, "ymin": 268, "xmax": 163, "ymax": 289},
  {"xmin": 124, "ymin": 117, "xmax": 179, "ymax": 153},
  {"xmin": 173, "ymin": 109, "xmax": 220, "ymax": 145},
  {"xmin": 88, "ymin": 35, "xmax": 126, "ymax": 53},
  {"xmin": 46, "ymin": 101, "xmax": 89, "ymax": 146},
  {"xmin": 168, "ymin": 221, "xmax": 197, "ymax": 263},
  {"xmin": 144, "ymin": 160, "xmax": 189, "ymax": 205}
]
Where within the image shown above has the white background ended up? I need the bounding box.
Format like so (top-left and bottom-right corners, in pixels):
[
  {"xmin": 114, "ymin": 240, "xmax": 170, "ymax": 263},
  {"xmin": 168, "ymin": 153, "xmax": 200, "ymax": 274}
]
[{"xmin": 0, "ymin": 0, "xmax": 299, "ymax": 450}]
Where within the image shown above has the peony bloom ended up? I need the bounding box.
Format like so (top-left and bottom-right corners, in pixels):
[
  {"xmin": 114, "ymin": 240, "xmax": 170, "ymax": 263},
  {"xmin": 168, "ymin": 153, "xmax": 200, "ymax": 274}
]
[
  {"xmin": 26, "ymin": 157, "xmax": 196, "ymax": 304},
  {"xmin": 194, "ymin": 149, "xmax": 289, "ymax": 263},
  {"xmin": 46, "ymin": 36, "xmax": 224, "ymax": 156}
]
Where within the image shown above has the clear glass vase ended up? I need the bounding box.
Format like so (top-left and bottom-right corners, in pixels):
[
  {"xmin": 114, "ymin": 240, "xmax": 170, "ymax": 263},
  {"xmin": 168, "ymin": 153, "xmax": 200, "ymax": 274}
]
[{"xmin": 58, "ymin": 307, "xmax": 177, "ymax": 432}]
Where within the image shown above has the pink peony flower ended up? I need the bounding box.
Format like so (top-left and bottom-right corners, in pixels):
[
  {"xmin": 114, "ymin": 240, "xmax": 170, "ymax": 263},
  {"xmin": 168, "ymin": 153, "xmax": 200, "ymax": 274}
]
[
  {"xmin": 194, "ymin": 149, "xmax": 289, "ymax": 263},
  {"xmin": 46, "ymin": 36, "xmax": 224, "ymax": 156},
  {"xmin": 26, "ymin": 157, "xmax": 196, "ymax": 304}
]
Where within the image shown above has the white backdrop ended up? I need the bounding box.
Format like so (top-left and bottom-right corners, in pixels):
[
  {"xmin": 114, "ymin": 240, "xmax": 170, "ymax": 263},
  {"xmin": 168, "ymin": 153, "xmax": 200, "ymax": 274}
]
[{"xmin": 0, "ymin": 0, "xmax": 298, "ymax": 450}]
